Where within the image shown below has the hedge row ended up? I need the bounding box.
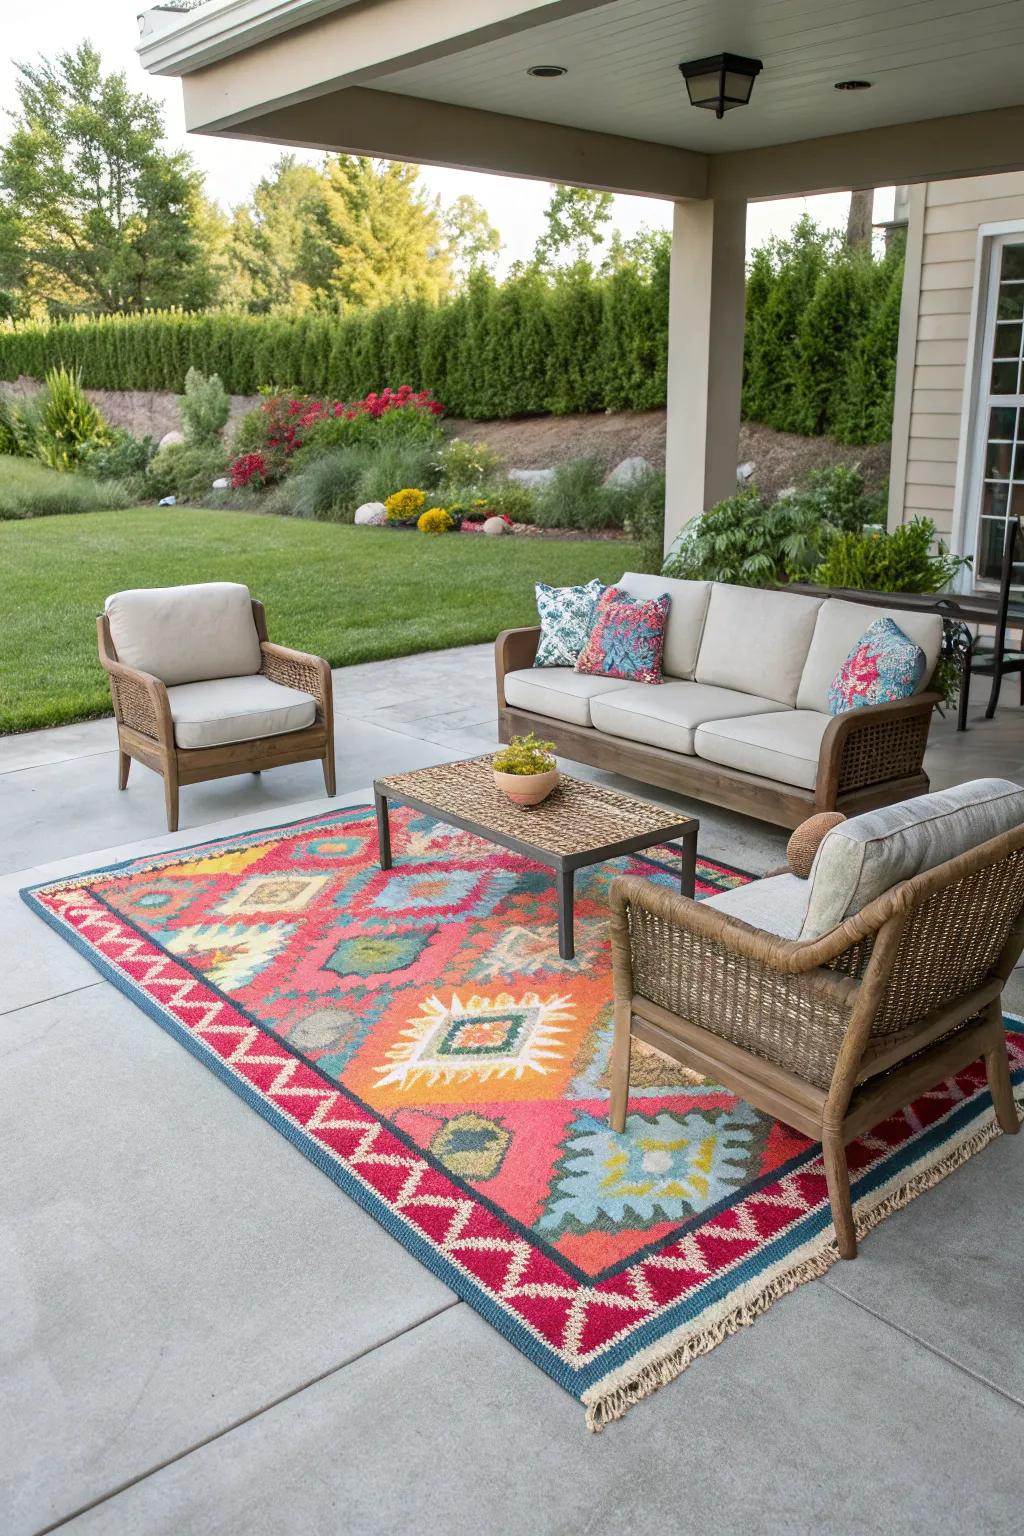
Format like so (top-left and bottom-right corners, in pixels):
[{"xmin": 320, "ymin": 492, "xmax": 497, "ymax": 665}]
[{"xmin": 0, "ymin": 229, "xmax": 902, "ymax": 442}]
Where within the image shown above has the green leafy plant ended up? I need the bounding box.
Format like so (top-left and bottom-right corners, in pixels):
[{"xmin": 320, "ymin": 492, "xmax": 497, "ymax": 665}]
[
  {"xmin": 813, "ymin": 518, "xmax": 969, "ymax": 593},
  {"xmin": 0, "ymin": 394, "xmax": 44, "ymax": 458},
  {"xmin": 435, "ymin": 437, "xmax": 507, "ymax": 489},
  {"xmin": 492, "ymin": 732, "xmax": 556, "ymax": 776},
  {"xmin": 79, "ymin": 428, "xmax": 155, "ymax": 485},
  {"xmin": 34, "ymin": 366, "xmax": 108, "ymax": 471},
  {"xmin": 417, "ymin": 506, "xmax": 453, "ymax": 534},
  {"xmin": 146, "ymin": 442, "xmax": 228, "ymax": 501},
  {"xmin": 534, "ymin": 457, "xmax": 628, "ymax": 531},
  {"xmin": 621, "ymin": 470, "xmax": 668, "ymax": 573},
  {"xmin": 180, "ymin": 367, "xmax": 230, "ymax": 447},
  {"xmin": 290, "ymin": 447, "xmax": 370, "ymax": 522}
]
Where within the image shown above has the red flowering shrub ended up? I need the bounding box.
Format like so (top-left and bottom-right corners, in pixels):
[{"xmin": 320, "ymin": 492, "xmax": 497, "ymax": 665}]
[{"xmin": 231, "ymin": 451, "xmax": 269, "ymax": 489}]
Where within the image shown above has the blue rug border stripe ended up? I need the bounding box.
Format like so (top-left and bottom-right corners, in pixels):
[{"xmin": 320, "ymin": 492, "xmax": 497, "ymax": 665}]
[{"xmin": 20, "ymin": 828, "xmax": 1023, "ymax": 1403}]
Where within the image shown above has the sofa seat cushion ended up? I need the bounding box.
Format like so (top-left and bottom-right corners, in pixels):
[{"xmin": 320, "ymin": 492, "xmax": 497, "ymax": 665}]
[
  {"xmin": 617, "ymin": 572, "xmax": 711, "ymax": 679},
  {"xmin": 168, "ymin": 674, "xmax": 317, "ymax": 750},
  {"xmin": 694, "ymin": 710, "xmax": 832, "ymax": 791},
  {"xmin": 106, "ymin": 582, "xmax": 262, "ymax": 687},
  {"xmin": 801, "ymin": 777, "xmax": 1024, "ymax": 939},
  {"xmin": 797, "ymin": 598, "xmax": 942, "ymax": 713},
  {"xmin": 695, "ymin": 584, "xmax": 823, "ymax": 706},
  {"xmin": 590, "ymin": 682, "xmax": 782, "ymax": 756},
  {"xmin": 702, "ymin": 873, "xmax": 810, "ymax": 940},
  {"xmin": 503, "ymin": 667, "xmax": 632, "ymax": 728}
]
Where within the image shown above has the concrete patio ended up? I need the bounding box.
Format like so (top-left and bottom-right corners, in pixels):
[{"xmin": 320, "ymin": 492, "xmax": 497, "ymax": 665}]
[{"xmin": 2, "ymin": 645, "xmax": 1023, "ymax": 1536}]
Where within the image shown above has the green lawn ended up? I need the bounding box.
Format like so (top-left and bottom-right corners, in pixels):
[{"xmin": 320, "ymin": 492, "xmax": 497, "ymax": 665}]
[
  {"xmin": 0, "ymin": 456, "xmax": 132, "ymax": 518},
  {"xmin": 0, "ymin": 506, "xmax": 641, "ymax": 733}
]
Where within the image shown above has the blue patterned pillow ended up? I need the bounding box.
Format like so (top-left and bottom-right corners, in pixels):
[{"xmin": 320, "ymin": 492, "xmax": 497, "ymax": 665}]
[
  {"xmin": 826, "ymin": 617, "xmax": 926, "ymax": 715},
  {"xmin": 533, "ymin": 579, "xmax": 606, "ymax": 668}
]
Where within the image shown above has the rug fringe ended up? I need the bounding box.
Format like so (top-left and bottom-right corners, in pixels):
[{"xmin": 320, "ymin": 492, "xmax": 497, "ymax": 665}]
[{"xmin": 584, "ymin": 1100, "xmax": 1021, "ymax": 1432}]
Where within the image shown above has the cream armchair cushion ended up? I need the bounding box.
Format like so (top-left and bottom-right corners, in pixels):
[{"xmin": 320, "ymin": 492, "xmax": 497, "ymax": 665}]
[
  {"xmin": 800, "ymin": 778, "xmax": 1024, "ymax": 939},
  {"xmin": 105, "ymin": 582, "xmax": 262, "ymax": 686},
  {"xmin": 168, "ymin": 675, "xmax": 317, "ymax": 749}
]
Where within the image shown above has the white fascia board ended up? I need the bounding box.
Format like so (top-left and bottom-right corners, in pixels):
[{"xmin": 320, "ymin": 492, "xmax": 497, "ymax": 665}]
[{"xmin": 137, "ymin": 0, "xmax": 359, "ymax": 76}]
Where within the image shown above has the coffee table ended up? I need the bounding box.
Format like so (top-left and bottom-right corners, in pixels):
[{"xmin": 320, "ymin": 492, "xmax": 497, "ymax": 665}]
[{"xmin": 372, "ymin": 756, "xmax": 699, "ymax": 960}]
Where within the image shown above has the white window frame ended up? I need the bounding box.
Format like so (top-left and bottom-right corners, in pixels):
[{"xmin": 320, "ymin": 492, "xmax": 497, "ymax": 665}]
[{"xmin": 953, "ymin": 218, "xmax": 1024, "ymax": 592}]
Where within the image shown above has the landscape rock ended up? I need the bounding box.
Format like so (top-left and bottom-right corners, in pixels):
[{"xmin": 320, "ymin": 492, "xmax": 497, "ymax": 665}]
[
  {"xmin": 508, "ymin": 467, "xmax": 555, "ymax": 488},
  {"xmin": 482, "ymin": 516, "xmax": 507, "ymax": 537},
  {"xmin": 604, "ymin": 455, "xmax": 652, "ymax": 486},
  {"xmin": 354, "ymin": 501, "xmax": 388, "ymax": 526},
  {"xmin": 158, "ymin": 430, "xmax": 184, "ymax": 450},
  {"xmin": 737, "ymin": 460, "xmax": 756, "ymax": 484},
  {"xmin": 212, "ymin": 477, "xmax": 229, "ymax": 490}
]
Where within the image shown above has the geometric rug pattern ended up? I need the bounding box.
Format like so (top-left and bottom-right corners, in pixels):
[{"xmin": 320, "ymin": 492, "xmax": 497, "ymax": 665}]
[{"xmin": 23, "ymin": 806, "xmax": 1024, "ymax": 1427}]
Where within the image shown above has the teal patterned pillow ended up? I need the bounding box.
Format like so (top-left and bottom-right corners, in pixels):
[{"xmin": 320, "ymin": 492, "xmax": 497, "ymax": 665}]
[{"xmin": 533, "ymin": 579, "xmax": 606, "ymax": 667}]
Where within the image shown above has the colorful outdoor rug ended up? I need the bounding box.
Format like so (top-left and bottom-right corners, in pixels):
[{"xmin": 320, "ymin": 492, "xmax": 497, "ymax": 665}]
[{"xmin": 23, "ymin": 806, "xmax": 1024, "ymax": 1428}]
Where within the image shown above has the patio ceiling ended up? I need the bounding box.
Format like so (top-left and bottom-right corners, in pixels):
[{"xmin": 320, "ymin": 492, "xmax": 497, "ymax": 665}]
[{"xmin": 140, "ymin": 0, "xmax": 1024, "ymax": 197}]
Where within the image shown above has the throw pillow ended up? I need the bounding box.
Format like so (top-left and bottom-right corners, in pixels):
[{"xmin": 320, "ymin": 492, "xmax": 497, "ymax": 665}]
[
  {"xmin": 826, "ymin": 616, "xmax": 926, "ymax": 714},
  {"xmin": 787, "ymin": 811, "xmax": 846, "ymax": 879},
  {"xmin": 575, "ymin": 585, "xmax": 671, "ymax": 684},
  {"xmin": 533, "ymin": 579, "xmax": 606, "ymax": 668}
]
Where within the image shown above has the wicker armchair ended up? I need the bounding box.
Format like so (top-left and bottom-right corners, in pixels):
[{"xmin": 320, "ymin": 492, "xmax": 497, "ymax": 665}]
[
  {"xmin": 98, "ymin": 583, "xmax": 335, "ymax": 832},
  {"xmin": 608, "ymin": 805, "xmax": 1024, "ymax": 1259}
]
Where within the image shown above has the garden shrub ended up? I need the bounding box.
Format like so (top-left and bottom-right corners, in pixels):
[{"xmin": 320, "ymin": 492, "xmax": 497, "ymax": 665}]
[
  {"xmin": 455, "ymin": 480, "xmax": 537, "ymax": 524},
  {"xmin": 0, "ymin": 393, "xmax": 43, "ymax": 457},
  {"xmin": 34, "ymin": 366, "xmax": 108, "ymax": 471},
  {"xmin": 621, "ymin": 470, "xmax": 667, "ymax": 573},
  {"xmin": 435, "ymin": 437, "xmax": 507, "ymax": 490},
  {"xmin": 534, "ymin": 457, "xmax": 627, "ymax": 531},
  {"xmin": 813, "ymin": 518, "xmax": 969, "ymax": 593},
  {"xmin": 79, "ymin": 427, "xmax": 155, "ymax": 485},
  {"xmin": 180, "ymin": 367, "xmax": 230, "ymax": 446},
  {"xmin": 358, "ymin": 446, "xmax": 439, "ymax": 509},
  {"xmin": 146, "ymin": 442, "xmax": 228, "ymax": 501},
  {"xmin": 290, "ymin": 447, "xmax": 371, "ymax": 522}
]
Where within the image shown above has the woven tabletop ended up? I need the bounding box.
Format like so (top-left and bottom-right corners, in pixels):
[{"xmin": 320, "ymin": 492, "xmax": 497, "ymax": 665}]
[{"xmin": 375, "ymin": 755, "xmax": 692, "ymax": 858}]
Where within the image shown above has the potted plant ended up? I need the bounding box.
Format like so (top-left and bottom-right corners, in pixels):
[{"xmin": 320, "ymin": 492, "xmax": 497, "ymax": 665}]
[{"xmin": 492, "ymin": 733, "xmax": 560, "ymax": 806}]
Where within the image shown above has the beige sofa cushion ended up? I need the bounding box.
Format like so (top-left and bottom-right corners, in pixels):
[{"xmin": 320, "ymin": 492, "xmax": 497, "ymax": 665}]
[
  {"xmin": 702, "ymin": 873, "xmax": 810, "ymax": 940},
  {"xmin": 801, "ymin": 778, "xmax": 1024, "ymax": 939},
  {"xmin": 617, "ymin": 572, "xmax": 711, "ymax": 679},
  {"xmin": 693, "ymin": 710, "xmax": 831, "ymax": 791},
  {"xmin": 590, "ymin": 681, "xmax": 781, "ymax": 756},
  {"xmin": 797, "ymin": 598, "xmax": 944, "ymax": 713},
  {"xmin": 168, "ymin": 675, "xmax": 316, "ymax": 749},
  {"xmin": 695, "ymin": 584, "xmax": 823, "ymax": 705},
  {"xmin": 503, "ymin": 667, "xmax": 631, "ymax": 728},
  {"xmin": 106, "ymin": 582, "xmax": 262, "ymax": 687}
]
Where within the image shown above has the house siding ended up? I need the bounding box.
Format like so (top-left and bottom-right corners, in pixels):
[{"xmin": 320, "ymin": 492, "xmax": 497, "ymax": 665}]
[{"xmin": 890, "ymin": 172, "xmax": 1024, "ymax": 548}]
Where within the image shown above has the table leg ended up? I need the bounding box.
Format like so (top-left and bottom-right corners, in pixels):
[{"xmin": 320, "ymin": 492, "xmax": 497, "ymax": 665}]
[
  {"xmin": 679, "ymin": 825, "xmax": 698, "ymax": 898},
  {"xmin": 556, "ymin": 868, "xmax": 575, "ymax": 960},
  {"xmin": 375, "ymin": 791, "xmax": 392, "ymax": 870}
]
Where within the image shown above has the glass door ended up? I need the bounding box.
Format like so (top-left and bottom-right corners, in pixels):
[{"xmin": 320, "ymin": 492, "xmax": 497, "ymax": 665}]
[{"xmin": 974, "ymin": 237, "xmax": 1024, "ymax": 587}]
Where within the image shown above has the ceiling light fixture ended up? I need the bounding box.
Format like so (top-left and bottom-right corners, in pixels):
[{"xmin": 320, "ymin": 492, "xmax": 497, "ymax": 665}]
[
  {"xmin": 527, "ymin": 64, "xmax": 567, "ymax": 78},
  {"xmin": 834, "ymin": 79, "xmax": 872, "ymax": 91},
  {"xmin": 679, "ymin": 53, "xmax": 763, "ymax": 118}
]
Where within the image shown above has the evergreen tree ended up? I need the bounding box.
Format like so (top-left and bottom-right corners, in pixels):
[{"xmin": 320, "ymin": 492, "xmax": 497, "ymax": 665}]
[{"xmin": 0, "ymin": 42, "xmax": 221, "ymax": 314}]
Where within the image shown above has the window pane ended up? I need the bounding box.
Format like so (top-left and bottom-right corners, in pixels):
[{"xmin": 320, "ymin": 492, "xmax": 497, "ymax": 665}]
[
  {"xmin": 991, "ymin": 359, "xmax": 1019, "ymax": 393},
  {"xmin": 987, "ymin": 439, "xmax": 1014, "ymax": 477},
  {"xmin": 1001, "ymin": 244, "xmax": 1024, "ymax": 281},
  {"xmin": 1015, "ymin": 442, "xmax": 1024, "ymax": 480},
  {"xmin": 978, "ymin": 517, "xmax": 1008, "ymax": 579},
  {"xmin": 990, "ymin": 405, "xmax": 1018, "ymax": 438},
  {"xmin": 998, "ymin": 286, "xmax": 1024, "ymax": 321},
  {"xmin": 995, "ymin": 320, "xmax": 1023, "ymax": 358},
  {"xmin": 983, "ymin": 482, "xmax": 1011, "ymax": 518}
]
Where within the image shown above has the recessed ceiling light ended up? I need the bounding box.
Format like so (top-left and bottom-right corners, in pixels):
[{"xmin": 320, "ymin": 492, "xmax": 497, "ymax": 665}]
[
  {"xmin": 834, "ymin": 79, "xmax": 872, "ymax": 90},
  {"xmin": 527, "ymin": 64, "xmax": 567, "ymax": 78}
]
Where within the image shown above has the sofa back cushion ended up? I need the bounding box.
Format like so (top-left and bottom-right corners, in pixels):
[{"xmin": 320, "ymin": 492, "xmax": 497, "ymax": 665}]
[
  {"xmin": 617, "ymin": 572, "xmax": 710, "ymax": 679},
  {"xmin": 694, "ymin": 583, "xmax": 823, "ymax": 705},
  {"xmin": 797, "ymin": 598, "xmax": 943, "ymax": 713},
  {"xmin": 800, "ymin": 778, "xmax": 1024, "ymax": 939},
  {"xmin": 105, "ymin": 582, "xmax": 262, "ymax": 687}
]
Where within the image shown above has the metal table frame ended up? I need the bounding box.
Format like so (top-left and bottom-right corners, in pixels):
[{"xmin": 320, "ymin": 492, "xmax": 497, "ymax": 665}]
[{"xmin": 372, "ymin": 780, "xmax": 699, "ymax": 960}]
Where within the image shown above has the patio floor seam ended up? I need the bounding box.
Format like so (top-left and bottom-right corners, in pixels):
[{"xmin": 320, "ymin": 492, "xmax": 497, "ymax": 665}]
[
  {"xmin": 818, "ymin": 1279, "xmax": 1024, "ymax": 1411},
  {"xmin": 31, "ymin": 1298, "xmax": 464, "ymax": 1536},
  {"xmin": 0, "ymin": 981, "xmax": 103, "ymax": 1021}
]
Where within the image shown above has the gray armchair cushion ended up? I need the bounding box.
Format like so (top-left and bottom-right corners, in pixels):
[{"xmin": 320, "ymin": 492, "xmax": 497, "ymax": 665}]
[
  {"xmin": 702, "ymin": 873, "xmax": 810, "ymax": 940},
  {"xmin": 168, "ymin": 674, "xmax": 316, "ymax": 749},
  {"xmin": 105, "ymin": 582, "xmax": 262, "ymax": 686},
  {"xmin": 800, "ymin": 778, "xmax": 1024, "ymax": 939}
]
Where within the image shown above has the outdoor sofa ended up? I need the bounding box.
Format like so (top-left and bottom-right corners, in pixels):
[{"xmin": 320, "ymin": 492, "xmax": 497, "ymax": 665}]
[{"xmin": 496, "ymin": 576, "xmax": 944, "ymax": 829}]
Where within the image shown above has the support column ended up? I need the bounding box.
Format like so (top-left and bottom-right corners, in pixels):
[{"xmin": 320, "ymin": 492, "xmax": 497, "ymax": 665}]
[{"xmin": 663, "ymin": 198, "xmax": 747, "ymax": 554}]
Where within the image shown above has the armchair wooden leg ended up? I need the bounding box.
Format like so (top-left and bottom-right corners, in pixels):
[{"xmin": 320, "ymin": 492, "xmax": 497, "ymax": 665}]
[
  {"xmin": 823, "ymin": 1128, "xmax": 857, "ymax": 1259},
  {"xmin": 118, "ymin": 751, "xmax": 131, "ymax": 790},
  {"xmin": 323, "ymin": 751, "xmax": 337, "ymax": 797},
  {"xmin": 608, "ymin": 1002, "xmax": 632, "ymax": 1134},
  {"xmin": 164, "ymin": 769, "xmax": 179, "ymax": 834},
  {"xmin": 985, "ymin": 1033, "xmax": 1021, "ymax": 1135}
]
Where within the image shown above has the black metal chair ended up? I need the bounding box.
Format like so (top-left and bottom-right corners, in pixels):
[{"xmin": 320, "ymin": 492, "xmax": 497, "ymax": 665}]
[{"xmin": 958, "ymin": 516, "xmax": 1024, "ymax": 726}]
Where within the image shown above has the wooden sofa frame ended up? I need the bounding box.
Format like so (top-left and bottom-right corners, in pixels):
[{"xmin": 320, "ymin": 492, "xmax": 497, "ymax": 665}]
[
  {"xmin": 496, "ymin": 626, "xmax": 940, "ymax": 829},
  {"xmin": 98, "ymin": 599, "xmax": 335, "ymax": 832},
  {"xmin": 607, "ymin": 822, "xmax": 1024, "ymax": 1258}
]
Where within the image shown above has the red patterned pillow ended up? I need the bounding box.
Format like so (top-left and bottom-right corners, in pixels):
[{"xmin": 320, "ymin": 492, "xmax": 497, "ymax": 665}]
[{"xmin": 575, "ymin": 585, "xmax": 671, "ymax": 684}]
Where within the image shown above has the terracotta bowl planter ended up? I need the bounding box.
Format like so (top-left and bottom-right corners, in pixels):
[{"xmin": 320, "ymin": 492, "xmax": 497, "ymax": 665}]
[{"xmin": 493, "ymin": 767, "xmax": 560, "ymax": 806}]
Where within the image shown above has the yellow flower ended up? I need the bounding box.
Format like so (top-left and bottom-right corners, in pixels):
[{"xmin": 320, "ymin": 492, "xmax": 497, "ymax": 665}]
[
  {"xmin": 384, "ymin": 487, "xmax": 427, "ymax": 521},
  {"xmin": 417, "ymin": 506, "xmax": 453, "ymax": 534}
]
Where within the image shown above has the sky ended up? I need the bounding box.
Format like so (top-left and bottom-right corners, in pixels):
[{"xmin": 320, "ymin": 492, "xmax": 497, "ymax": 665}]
[{"xmin": 1, "ymin": 2, "xmax": 891, "ymax": 273}]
